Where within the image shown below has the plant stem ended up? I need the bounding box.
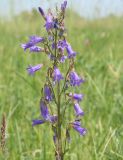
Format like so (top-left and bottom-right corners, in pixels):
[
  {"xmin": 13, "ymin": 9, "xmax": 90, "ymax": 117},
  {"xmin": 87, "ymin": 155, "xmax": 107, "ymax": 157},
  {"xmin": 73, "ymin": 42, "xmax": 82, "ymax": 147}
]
[
  {"xmin": 54, "ymin": 28, "xmax": 63, "ymax": 160},
  {"xmin": 56, "ymin": 81, "xmax": 63, "ymax": 160}
]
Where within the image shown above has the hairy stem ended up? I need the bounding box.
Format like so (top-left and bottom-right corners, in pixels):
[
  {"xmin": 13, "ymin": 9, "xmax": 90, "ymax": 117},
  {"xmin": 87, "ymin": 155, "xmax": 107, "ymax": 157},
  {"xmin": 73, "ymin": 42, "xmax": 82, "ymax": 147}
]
[
  {"xmin": 54, "ymin": 29, "xmax": 63, "ymax": 160},
  {"xmin": 56, "ymin": 81, "xmax": 63, "ymax": 160}
]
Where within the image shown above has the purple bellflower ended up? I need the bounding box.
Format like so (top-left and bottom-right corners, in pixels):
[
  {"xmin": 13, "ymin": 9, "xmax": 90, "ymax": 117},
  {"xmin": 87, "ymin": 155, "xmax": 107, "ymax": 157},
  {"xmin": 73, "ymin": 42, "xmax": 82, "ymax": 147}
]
[
  {"xmin": 69, "ymin": 71, "xmax": 84, "ymax": 86},
  {"xmin": 21, "ymin": 36, "xmax": 44, "ymax": 51},
  {"xmin": 32, "ymin": 100, "xmax": 57, "ymax": 126},
  {"xmin": 45, "ymin": 14, "xmax": 53, "ymax": 31},
  {"xmin": 52, "ymin": 42, "xmax": 56, "ymax": 50},
  {"xmin": 32, "ymin": 119, "xmax": 45, "ymax": 126},
  {"xmin": 22, "ymin": 1, "xmax": 87, "ymax": 159},
  {"xmin": 71, "ymin": 120, "xmax": 86, "ymax": 136},
  {"xmin": 74, "ymin": 103, "xmax": 84, "ymax": 116},
  {"xmin": 60, "ymin": 55, "xmax": 67, "ymax": 63},
  {"xmin": 27, "ymin": 64, "xmax": 43, "ymax": 75},
  {"xmin": 38, "ymin": 7, "xmax": 46, "ymax": 20},
  {"xmin": 61, "ymin": 1, "xmax": 67, "ymax": 11},
  {"xmin": 69, "ymin": 93, "xmax": 83, "ymax": 102},
  {"xmin": 53, "ymin": 67, "xmax": 64, "ymax": 83},
  {"xmin": 40, "ymin": 100, "xmax": 57, "ymax": 122},
  {"xmin": 40, "ymin": 100, "xmax": 50, "ymax": 120},
  {"xmin": 66, "ymin": 44, "xmax": 76, "ymax": 58},
  {"xmin": 29, "ymin": 46, "xmax": 44, "ymax": 52},
  {"xmin": 44, "ymin": 84, "xmax": 53, "ymax": 101},
  {"xmin": 21, "ymin": 43, "xmax": 33, "ymax": 51},
  {"xmin": 29, "ymin": 36, "xmax": 44, "ymax": 44},
  {"xmin": 57, "ymin": 40, "xmax": 68, "ymax": 52}
]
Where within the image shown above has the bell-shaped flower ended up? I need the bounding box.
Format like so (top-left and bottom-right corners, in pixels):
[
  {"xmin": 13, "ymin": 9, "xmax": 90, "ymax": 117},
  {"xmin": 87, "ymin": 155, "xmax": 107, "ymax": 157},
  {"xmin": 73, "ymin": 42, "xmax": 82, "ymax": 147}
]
[
  {"xmin": 44, "ymin": 84, "xmax": 53, "ymax": 102},
  {"xmin": 30, "ymin": 46, "xmax": 44, "ymax": 52},
  {"xmin": 32, "ymin": 100, "xmax": 57, "ymax": 127},
  {"xmin": 69, "ymin": 71, "xmax": 84, "ymax": 86},
  {"xmin": 69, "ymin": 93, "xmax": 83, "ymax": 102},
  {"xmin": 60, "ymin": 55, "xmax": 67, "ymax": 63},
  {"xmin": 32, "ymin": 119, "xmax": 45, "ymax": 126},
  {"xmin": 57, "ymin": 40, "xmax": 68, "ymax": 52},
  {"xmin": 71, "ymin": 120, "xmax": 86, "ymax": 136},
  {"xmin": 45, "ymin": 14, "xmax": 53, "ymax": 31},
  {"xmin": 21, "ymin": 43, "xmax": 33, "ymax": 51},
  {"xmin": 53, "ymin": 67, "xmax": 63, "ymax": 83},
  {"xmin": 29, "ymin": 36, "xmax": 44, "ymax": 44},
  {"xmin": 38, "ymin": 7, "xmax": 46, "ymax": 20},
  {"xmin": 61, "ymin": 1, "xmax": 67, "ymax": 11},
  {"xmin": 40, "ymin": 100, "xmax": 50, "ymax": 120},
  {"xmin": 66, "ymin": 44, "xmax": 76, "ymax": 58},
  {"xmin": 74, "ymin": 103, "xmax": 84, "ymax": 116},
  {"xmin": 27, "ymin": 64, "xmax": 43, "ymax": 75},
  {"xmin": 21, "ymin": 36, "xmax": 44, "ymax": 51}
]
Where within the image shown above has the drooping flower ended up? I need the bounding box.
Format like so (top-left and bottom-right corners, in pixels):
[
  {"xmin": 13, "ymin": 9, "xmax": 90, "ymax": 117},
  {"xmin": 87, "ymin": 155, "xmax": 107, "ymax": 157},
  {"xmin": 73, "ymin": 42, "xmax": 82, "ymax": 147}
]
[
  {"xmin": 53, "ymin": 67, "xmax": 63, "ymax": 83},
  {"xmin": 32, "ymin": 119, "xmax": 45, "ymax": 126},
  {"xmin": 30, "ymin": 46, "xmax": 44, "ymax": 52},
  {"xmin": 21, "ymin": 36, "xmax": 44, "ymax": 51},
  {"xmin": 32, "ymin": 100, "xmax": 57, "ymax": 127},
  {"xmin": 69, "ymin": 93, "xmax": 84, "ymax": 102},
  {"xmin": 40, "ymin": 100, "xmax": 50, "ymax": 120},
  {"xmin": 44, "ymin": 84, "xmax": 53, "ymax": 101},
  {"xmin": 66, "ymin": 44, "xmax": 76, "ymax": 58},
  {"xmin": 38, "ymin": 7, "xmax": 46, "ymax": 20},
  {"xmin": 71, "ymin": 120, "xmax": 86, "ymax": 136},
  {"xmin": 60, "ymin": 55, "xmax": 67, "ymax": 63},
  {"xmin": 52, "ymin": 42, "xmax": 56, "ymax": 50},
  {"xmin": 57, "ymin": 40, "xmax": 68, "ymax": 52},
  {"xmin": 72, "ymin": 120, "xmax": 81, "ymax": 126},
  {"xmin": 61, "ymin": 1, "xmax": 67, "ymax": 11},
  {"xmin": 69, "ymin": 71, "xmax": 84, "ymax": 86},
  {"xmin": 45, "ymin": 14, "xmax": 53, "ymax": 31},
  {"xmin": 27, "ymin": 64, "xmax": 43, "ymax": 75},
  {"xmin": 21, "ymin": 43, "xmax": 33, "ymax": 51},
  {"xmin": 29, "ymin": 36, "xmax": 44, "ymax": 44},
  {"xmin": 74, "ymin": 103, "xmax": 84, "ymax": 116}
]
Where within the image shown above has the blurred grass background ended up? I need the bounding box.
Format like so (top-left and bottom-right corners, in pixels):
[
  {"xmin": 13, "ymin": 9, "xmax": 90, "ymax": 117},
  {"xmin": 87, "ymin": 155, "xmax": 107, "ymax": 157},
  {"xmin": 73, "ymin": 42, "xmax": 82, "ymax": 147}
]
[{"xmin": 0, "ymin": 5, "xmax": 123, "ymax": 160}]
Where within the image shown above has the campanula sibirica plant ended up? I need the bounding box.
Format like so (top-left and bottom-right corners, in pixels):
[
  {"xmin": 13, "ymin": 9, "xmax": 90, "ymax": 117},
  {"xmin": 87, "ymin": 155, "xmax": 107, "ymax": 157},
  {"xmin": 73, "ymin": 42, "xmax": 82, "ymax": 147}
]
[{"xmin": 21, "ymin": 1, "xmax": 86, "ymax": 159}]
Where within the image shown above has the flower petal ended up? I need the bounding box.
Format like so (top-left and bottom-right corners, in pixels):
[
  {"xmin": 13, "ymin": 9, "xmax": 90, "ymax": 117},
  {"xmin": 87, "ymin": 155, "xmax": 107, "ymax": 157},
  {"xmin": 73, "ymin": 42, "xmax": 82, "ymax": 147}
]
[
  {"xmin": 40, "ymin": 100, "xmax": 50, "ymax": 120},
  {"xmin": 32, "ymin": 119, "xmax": 45, "ymax": 126},
  {"xmin": 27, "ymin": 64, "xmax": 43, "ymax": 75},
  {"xmin": 74, "ymin": 103, "xmax": 84, "ymax": 116}
]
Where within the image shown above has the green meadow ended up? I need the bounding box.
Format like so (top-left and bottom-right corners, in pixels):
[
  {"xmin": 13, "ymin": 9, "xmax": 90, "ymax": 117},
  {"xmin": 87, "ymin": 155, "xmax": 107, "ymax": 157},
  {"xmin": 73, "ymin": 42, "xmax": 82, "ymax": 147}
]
[{"xmin": 0, "ymin": 9, "xmax": 123, "ymax": 160}]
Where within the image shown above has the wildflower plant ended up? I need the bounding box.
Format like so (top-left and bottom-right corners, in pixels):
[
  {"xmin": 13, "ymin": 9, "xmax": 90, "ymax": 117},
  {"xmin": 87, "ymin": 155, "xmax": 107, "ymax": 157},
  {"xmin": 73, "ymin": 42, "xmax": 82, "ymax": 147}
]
[{"xmin": 21, "ymin": 1, "xmax": 86, "ymax": 159}]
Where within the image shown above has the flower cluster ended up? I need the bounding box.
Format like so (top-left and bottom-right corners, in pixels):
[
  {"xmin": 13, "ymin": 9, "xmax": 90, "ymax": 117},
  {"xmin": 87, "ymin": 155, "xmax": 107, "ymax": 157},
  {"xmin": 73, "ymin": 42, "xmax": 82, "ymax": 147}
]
[{"xmin": 21, "ymin": 1, "xmax": 86, "ymax": 159}]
